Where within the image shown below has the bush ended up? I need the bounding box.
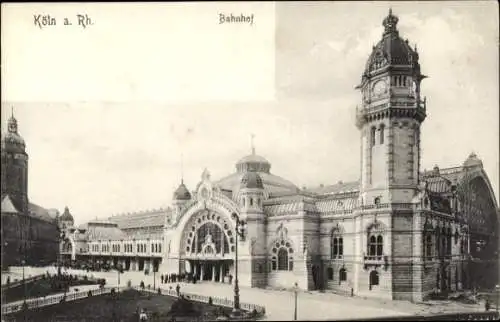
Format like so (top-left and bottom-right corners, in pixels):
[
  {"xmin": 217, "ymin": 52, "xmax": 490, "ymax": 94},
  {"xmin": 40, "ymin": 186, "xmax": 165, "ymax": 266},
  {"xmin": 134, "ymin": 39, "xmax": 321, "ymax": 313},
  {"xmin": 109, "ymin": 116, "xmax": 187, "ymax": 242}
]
[
  {"xmin": 208, "ymin": 297, "xmax": 213, "ymax": 305},
  {"xmin": 88, "ymin": 290, "xmax": 93, "ymax": 297}
]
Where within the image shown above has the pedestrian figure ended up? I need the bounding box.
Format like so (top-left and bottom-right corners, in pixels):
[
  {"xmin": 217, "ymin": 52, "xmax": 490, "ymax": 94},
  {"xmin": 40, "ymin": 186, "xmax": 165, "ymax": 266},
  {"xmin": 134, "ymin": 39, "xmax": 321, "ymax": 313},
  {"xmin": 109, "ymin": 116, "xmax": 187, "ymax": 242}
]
[
  {"xmin": 176, "ymin": 284, "xmax": 180, "ymax": 297},
  {"xmin": 6, "ymin": 276, "xmax": 10, "ymax": 285},
  {"xmin": 485, "ymin": 298, "xmax": 491, "ymax": 311},
  {"xmin": 229, "ymin": 274, "xmax": 233, "ymax": 284},
  {"xmin": 160, "ymin": 274, "xmax": 164, "ymax": 284},
  {"xmin": 139, "ymin": 308, "xmax": 148, "ymax": 321}
]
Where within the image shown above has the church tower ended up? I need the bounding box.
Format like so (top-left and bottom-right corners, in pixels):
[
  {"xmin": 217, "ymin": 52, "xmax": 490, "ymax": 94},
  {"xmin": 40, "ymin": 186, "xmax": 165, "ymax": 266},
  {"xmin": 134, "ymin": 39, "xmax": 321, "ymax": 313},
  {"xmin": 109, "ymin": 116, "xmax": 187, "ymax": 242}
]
[
  {"xmin": 1, "ymin": 109, "xmax": 29, "ymax": 213},
  {"xmin": 356, "ymin": 9, "xmax": 427, "ymax": 206}
]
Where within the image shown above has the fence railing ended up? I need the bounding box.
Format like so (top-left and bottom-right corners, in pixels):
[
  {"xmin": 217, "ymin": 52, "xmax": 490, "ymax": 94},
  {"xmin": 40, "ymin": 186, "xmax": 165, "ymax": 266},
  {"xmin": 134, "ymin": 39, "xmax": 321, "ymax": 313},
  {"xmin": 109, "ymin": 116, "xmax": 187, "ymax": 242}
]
[
  {"xmin": 136, "ymin": 286, "xmax": 266, "ymax": 315},
  {"xmin": 1, "ymin": 286, "xmax": 117, "ymax": 316},
  {"xmin": 1, "ymin": 274, "xmax": 45, "ymax": 289}
]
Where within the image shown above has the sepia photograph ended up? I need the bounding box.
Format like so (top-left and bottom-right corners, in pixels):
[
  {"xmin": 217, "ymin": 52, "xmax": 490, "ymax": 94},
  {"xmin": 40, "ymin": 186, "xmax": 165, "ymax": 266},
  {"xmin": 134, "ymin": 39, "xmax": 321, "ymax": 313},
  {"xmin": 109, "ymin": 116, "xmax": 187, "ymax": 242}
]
[{"xmin": 1, "ymin": 1, "xmax": 499, "ymax": 321}]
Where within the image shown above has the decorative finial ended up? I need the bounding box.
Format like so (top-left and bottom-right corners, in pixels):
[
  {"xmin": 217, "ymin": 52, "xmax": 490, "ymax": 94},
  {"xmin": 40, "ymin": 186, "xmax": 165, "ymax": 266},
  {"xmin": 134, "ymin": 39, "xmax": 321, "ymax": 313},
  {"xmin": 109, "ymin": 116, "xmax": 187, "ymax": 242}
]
[
  {"xmin": 11, "ymin": 106, "xmax": 14, "ymax": 118},
  {"xmin": 251, "ymin": 133, "xmax": 255, "ymax": 155},
  {"xmin": 382, "ymin": 7, "xmax": 399, "ymax": 35}
]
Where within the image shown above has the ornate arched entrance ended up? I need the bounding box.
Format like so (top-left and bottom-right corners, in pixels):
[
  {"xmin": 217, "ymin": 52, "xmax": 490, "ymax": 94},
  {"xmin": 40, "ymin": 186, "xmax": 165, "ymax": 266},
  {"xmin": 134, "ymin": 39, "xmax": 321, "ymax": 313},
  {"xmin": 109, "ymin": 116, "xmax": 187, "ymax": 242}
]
[{"xmin": 179, "ymin": 209, "xmax": 236, "ymax": 282}]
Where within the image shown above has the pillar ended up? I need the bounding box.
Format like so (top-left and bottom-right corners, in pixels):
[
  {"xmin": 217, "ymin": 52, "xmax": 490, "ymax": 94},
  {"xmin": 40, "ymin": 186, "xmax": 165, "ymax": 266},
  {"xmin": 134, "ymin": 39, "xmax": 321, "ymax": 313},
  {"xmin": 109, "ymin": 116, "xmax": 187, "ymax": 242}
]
[
  {"xmin": 200, "ymin": 264, "xmax": 204, "ymax": 281},
  {"xmin": 212, "ymin": 263, "xmax": 216, "ymax": 282},
  {"xmin": 219, "ymin": 263, "xmax": 223, "ymax": 282}
]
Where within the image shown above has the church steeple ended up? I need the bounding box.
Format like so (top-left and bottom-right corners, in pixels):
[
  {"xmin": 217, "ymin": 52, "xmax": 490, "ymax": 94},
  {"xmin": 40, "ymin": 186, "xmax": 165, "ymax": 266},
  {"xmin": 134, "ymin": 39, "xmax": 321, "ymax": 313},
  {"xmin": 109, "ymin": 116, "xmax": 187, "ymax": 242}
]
[{"xmin": 8, "ymin": 107, "xmax": 18, "ymax": 134}]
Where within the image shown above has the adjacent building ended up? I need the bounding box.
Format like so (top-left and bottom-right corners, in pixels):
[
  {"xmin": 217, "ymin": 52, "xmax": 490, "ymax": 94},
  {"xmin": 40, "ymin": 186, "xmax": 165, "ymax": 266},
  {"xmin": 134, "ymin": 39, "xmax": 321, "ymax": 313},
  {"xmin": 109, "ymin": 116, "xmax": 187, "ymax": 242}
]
[
  {"xmin": 58, "ymin": 10, "xmax": 499, "ymax": 302},
  {"xmin": 1, "ymin": 111, "xmax": 60, "ymax": 268}
]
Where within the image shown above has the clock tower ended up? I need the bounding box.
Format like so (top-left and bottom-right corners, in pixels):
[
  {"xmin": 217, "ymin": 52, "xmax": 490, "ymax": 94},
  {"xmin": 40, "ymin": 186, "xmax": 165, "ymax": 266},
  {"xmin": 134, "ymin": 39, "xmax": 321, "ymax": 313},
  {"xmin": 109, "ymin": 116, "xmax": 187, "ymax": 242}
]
[{"xmin": 356, "ymin": 9, "xmax": 427, "ymax": 205}]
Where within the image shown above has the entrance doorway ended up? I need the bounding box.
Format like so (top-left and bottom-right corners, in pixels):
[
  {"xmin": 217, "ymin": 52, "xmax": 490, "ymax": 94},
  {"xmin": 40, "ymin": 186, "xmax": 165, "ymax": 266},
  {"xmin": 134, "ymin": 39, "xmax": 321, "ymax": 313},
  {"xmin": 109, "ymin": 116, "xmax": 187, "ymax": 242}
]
[{"xmin": 187, "ymin": 259, "xmax": 232, "ymax": 282}]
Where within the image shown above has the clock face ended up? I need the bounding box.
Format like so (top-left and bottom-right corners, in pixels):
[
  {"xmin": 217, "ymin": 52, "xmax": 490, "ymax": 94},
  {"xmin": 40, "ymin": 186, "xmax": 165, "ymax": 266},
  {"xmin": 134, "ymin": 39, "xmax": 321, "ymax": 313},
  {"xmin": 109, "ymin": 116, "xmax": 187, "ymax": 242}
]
[{"xmin": 372, "ymin": 80, "xmax": 387, "ymax": 96}]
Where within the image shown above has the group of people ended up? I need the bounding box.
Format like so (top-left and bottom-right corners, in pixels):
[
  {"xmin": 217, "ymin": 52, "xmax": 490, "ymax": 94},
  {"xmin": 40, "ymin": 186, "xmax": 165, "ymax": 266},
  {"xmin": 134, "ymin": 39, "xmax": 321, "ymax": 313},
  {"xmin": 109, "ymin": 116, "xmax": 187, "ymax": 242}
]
[
  {"xmin": 160, "ymin": 272, "xmax": 196, "ymax": 284},
  {"xmin": 159, "ymin": 272, "xmax": 234, "ymax": 284}
]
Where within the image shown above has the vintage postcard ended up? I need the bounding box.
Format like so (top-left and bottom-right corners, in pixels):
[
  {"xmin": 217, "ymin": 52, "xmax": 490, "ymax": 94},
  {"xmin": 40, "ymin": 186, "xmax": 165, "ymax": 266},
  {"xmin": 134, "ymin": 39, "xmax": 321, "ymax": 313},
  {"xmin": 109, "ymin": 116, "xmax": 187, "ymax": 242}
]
[{"xmin": 1, "ymin": 2, "xmax": 499, "ymax": 321}]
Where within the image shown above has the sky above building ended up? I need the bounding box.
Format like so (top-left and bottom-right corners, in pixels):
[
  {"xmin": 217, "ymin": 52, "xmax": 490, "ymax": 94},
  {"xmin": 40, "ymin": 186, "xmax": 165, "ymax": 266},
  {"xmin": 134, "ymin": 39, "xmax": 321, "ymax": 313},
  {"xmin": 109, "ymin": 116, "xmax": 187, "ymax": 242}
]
[{"xmin": 1, "ymin": 2, "xmax": 498, "ymax": 225}]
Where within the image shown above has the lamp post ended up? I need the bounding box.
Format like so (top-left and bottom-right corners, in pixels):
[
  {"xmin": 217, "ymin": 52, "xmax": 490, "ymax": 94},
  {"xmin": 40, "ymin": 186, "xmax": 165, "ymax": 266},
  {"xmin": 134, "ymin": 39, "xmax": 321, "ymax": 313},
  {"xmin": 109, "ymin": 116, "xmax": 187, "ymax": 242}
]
[
  {"xmin": 117, "ymin": 264, "xmax": 121, "ymax": 286},
  {"xmin": 495, "ymin": 284, "xmax": 499, "ymax": 313},
  {"xmin": 293, "ymin": 282, "xmax": 299, "ymax": 321},
  {"xmin": 231, "ymin": 212, "xmax": 246, "ymax": 315},
  {"xmin": 22, "ymin": 259, "xmax": 27, "ymax": 304}
]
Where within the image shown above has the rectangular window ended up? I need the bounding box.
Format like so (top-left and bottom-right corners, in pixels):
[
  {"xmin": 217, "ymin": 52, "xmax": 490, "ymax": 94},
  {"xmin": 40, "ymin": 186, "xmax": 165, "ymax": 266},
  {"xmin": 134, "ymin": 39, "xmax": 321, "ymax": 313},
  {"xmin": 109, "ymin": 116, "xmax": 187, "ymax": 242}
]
[{"xmin": 370, "ymin": 127, "xmax": 376, "ymax": 147}]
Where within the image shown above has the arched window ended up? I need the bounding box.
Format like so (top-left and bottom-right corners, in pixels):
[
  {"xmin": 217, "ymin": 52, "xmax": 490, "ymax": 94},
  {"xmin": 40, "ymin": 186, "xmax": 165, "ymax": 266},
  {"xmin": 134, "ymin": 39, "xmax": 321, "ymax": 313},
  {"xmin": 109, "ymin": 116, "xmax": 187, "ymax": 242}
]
[
  {"xmin": 327, "ymin": 267, "xmax": 334, "ymax": 280},
  {"xmin": 368, "ymin": 234, "xmax": 383, "ymax": 259},
  {"xmin": 339, "ymin": 268, "xmax": 347, "ymax": 283},
  {"xmin": 369, "ymin": 270, "xmax": 379, "ymax": 290},
  {"xmin": 250, "ymin": 198, "xmax": 253, "ymax": 206},
  {"xmin": 271, "ymin": 239, "xmax": 294, "ymax": 271},
  {"xmin": 370, "ymin": 127, "xmax": 376, "ymax": 147},
  {"xmin": 379, "ymin": 124, "xmax": 385, "ymax": 144},
  {"xmin": 242, "ymin": 198, "xmax": 245, "ymax": 207},
  {"xmin": 277, "ymin": 248, "xmax": 288, "ymax": 270},
  {"xmin": 331, "ymin": 236, "xmax": 343, "ymax": 259},
  {"xmin": 376, "ymin": 235, "xmax": 383, "ymax": 258}
]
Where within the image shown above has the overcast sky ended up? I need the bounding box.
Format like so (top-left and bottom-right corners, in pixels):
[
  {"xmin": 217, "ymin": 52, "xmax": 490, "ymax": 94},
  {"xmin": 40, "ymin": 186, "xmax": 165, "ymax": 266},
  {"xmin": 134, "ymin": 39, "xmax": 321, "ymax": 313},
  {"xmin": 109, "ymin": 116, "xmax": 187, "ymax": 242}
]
[{"xmin": 2, "ymin": 2, "xmax": 498, "ymax": 225}]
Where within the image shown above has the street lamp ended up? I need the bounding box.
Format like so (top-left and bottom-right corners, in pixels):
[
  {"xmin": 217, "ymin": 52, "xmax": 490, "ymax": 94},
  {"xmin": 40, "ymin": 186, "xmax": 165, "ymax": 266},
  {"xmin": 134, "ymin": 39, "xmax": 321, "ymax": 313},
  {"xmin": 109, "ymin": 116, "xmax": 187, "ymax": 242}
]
[
  {"xmin": 21, "ymin": 259, "xmax": 27, "ymax": 304},
  {"xmin": 231, "ymin": 212, "xmax": 246, "ymax": 315},
  {"xmin": 495, "ymin": 284, "xmax": 499, "ymax": 313},
  {"xmin": 116, "ymin": 264, "xmax": 122, "ymax": 286},
  {"xmin": 293, "ymin": 282, "xmax": 299, "ymax": 321}
]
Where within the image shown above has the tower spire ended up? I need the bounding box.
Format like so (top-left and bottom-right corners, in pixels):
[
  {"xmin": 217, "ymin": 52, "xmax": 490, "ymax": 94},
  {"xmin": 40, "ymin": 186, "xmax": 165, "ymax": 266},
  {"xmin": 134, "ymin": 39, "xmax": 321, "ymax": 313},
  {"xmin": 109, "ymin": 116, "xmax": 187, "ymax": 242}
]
[
  {"xmin": 181, "ymin": 153, "xmax": 184, "ymax": 184},
  {"xmin": 251, "ymin": 134, "xmax": 255, "ymax": 155}
]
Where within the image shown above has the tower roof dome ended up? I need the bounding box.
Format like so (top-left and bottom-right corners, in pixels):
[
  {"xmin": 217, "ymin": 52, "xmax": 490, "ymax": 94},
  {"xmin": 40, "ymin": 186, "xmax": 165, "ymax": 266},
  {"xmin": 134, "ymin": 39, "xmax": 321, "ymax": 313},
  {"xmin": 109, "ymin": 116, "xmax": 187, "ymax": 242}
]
[
  {"xmin": 173, "ymin": 181, "xmax": 192, "ymax": 201},
  {"xmin": 1, "ymin": 110, "xmax": 26, "ymax": 153},
  {"xmin": 240, "ymin": 171, "xmax": 264, "ymax": 189},
  {"xmin": 363, "ymin": 9, "xmax": 420, "ymax": 76},
  {"xmin": 60, "ymin": 206, "xmax": 74, "ymax": 222}
]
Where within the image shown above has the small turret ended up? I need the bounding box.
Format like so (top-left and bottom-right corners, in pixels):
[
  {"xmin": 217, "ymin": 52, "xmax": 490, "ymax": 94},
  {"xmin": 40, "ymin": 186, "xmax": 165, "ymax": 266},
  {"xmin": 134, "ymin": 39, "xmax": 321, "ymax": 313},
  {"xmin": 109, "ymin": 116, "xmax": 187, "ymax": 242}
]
[
  {"xmin": 239, "ymin": 172, "xmax": 264, "ymax": 212},
  {"xmin": 59, "ymin": 206, "xmax": 74, "ymax": 229}
]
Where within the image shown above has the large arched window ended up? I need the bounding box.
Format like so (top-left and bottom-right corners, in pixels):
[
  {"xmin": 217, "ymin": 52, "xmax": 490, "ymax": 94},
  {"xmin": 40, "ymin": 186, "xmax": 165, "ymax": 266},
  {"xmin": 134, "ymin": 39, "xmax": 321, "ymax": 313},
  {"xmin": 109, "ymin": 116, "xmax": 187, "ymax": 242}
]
[
  {"xmin": 271, "ymin": 239, "xmax": 294, "ymax": 272},
  {"xmin": 184, "ymin": 212, "xmax": 235, "ymax": 256}
]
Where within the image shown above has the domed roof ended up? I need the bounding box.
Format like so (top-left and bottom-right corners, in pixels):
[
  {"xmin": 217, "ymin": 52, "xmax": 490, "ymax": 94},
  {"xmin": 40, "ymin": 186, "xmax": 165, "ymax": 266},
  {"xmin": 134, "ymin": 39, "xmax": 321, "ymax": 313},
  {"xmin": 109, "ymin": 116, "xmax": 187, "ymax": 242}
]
[
  {"xmin": 236, "ymin": 146, "xmax": 271, "ymax": 173},
  {"xmin": 1, "ymin": 114, "xmax": 26, "ymax": 153},
  {"xmin": 237, "ymin": 154, "xmax": 270, "ymax": 165},
  {"xmin": 240, "ymin": 171, "xmax": 264, "ymax": 189},
  {"xmin": 60, "ymin": 206, "xmax": 74, "ymax": 222},
  {"xmin": 173, "ymin": 181, "xmax": 192, "ymax": 201},
  {"xmin": 363, "ymin": 9, "xmax": 420, "ymax": 76}
]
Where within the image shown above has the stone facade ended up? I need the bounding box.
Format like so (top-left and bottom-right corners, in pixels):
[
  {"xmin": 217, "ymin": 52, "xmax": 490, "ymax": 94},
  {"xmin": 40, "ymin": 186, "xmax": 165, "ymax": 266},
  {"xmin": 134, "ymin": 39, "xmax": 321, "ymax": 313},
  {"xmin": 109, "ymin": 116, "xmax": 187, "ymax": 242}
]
[{"xmin": 58, "ymin": 10, "xmax": 499, "ymax": 303}]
